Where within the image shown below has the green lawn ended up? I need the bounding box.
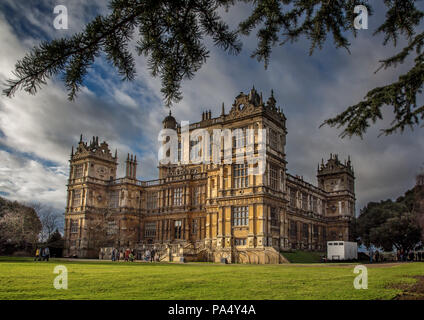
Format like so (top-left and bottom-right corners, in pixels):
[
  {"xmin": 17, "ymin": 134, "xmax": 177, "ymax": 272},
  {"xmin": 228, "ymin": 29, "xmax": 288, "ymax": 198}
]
[
  {"xmin": 0, "ymin": 257, "xmax": 423, "ymax": 300},
  {"xmin": 281, "ymin": 251, "xmax": 325, "ymax": 263}
]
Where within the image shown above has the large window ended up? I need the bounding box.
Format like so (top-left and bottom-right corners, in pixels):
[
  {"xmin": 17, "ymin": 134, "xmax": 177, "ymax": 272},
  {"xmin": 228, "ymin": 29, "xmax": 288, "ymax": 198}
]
[
  {"xmin": 106, "ymin": 221, "xmax": 117, "ymax": 236},
  {"xmin": 193, "ymin": 186, "xmax": 201, "ymax": 205},
  {"xmin": 312, "ymin": 196, "xmax": 318, "ymax": 213},
  {"xmin": 313, "ymin": 225, "xmax": 319, "ymax": 238},
  {"xmin": 233, "ymin": 127, "xmax": 246, "ymax": 148},
  {"xmin": 235, "ymin": 238, "xmax": 247, "ymax": 246},
  {"xmin": 302, "ymin": 223, "xmax": 309, "ymax": 238},
  {"xmin": 74, "ymin": 164, "xmax": 83, "ymax": 178},
  {"xmin": 232, "ymin": 206, "xmax": 249, "ymax": 226},
  {"xmin": 174, "ymin": 220, "xmax": 182, "ymax": 239},
  {"xmin": 109, "ymin": 190, "xmax": 119, "ymax": 208},
  {"xmin": 70, "ymin": 220, "xmax": 79, "ymax": 233},
  {"xmin": 173, "ymin": 187, "xmax": 183, "ymax": 206},
  {"xmin": 145, "ymin": 222, "xmax": 157, "ymax": 238},
  {"xmin": 72, "ymin": 190, "xmax": 81, "ymax": 207},
  {"xmin": 270, "ymin": 129, "xmax": 278, "ymax": 150},
  {"xmin": 192, "ymin": 219, "xmax": 198, "ymax": 235},
  {"xmin": 302, "ymin": 193, "xmax": 308, "ymax": 210},
  {"xmin": 147, "ymin": 192, "xmax": 158, "ymax": 209},
  {"xmin": 270, "ymin": 165, "xmax": 279, "ymax": 190},
  {"xmin": 289, "ymin": 188, "xmax": 296, "ymax": 207},
  {"xmin": 233, "ymin": 163, "xmax": 249, "ymax": 188},
  {"xmin": 290, "ymin": 220, "xmax": 297, "ymax": 237},
  {"xmin": 271, "ymin": 207, "xmax": 279, "ymax": 227}
]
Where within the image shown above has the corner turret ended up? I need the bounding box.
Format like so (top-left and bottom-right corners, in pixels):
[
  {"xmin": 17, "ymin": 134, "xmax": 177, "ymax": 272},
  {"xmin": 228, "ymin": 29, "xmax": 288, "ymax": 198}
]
[
  {"xmin": 163, "ymin": 110, "xmax": 177, "ymax": 129},
  {"xmin": 317, "ymin": 153, "xmax": 354, "ymax": 193}
]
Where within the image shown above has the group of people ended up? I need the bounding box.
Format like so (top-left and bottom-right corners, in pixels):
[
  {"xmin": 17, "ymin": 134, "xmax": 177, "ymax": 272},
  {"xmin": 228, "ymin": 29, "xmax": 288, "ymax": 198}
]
[
  {"xmin": 368, "ymin": 249, "xmax": 424, "ymax": 263},
  {"xmin": 110, "ymin": 248, "xmax": 136, "ymax": 262},
  {"xmin": 141, "ymin": 249, "xmax": 157, "ymax": 262},
  {"xmin": 34, "ymin": 247, "xmax": 50, "ymax": 261},
  {"xmin": 105, "ymin": 248, "xmax": 158, "ymax": 262},
  {"xmin": 369, "ymin": 249, "xmax": 384, "ymax": 263},
  {"xmin": 396, "ymin": 250, "xmax": 423, "ymax": 262}
]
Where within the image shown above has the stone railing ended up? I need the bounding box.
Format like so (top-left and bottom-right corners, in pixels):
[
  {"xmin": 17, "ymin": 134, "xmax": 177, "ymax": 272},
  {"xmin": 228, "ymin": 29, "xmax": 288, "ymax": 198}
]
[{"xmin": 286, "ymin": 174, "xmax": 326, "ymax": 195}]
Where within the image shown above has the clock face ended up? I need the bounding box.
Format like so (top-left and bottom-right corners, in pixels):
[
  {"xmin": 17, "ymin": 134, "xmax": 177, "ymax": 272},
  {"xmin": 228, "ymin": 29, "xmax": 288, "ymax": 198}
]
[
  {"xmin": 97, "ymin": 166, "xmax": 106, "ymax": 174},
  {"xmin": 96, "ymin": 166, "xmax": 106, "ymax": 178}
]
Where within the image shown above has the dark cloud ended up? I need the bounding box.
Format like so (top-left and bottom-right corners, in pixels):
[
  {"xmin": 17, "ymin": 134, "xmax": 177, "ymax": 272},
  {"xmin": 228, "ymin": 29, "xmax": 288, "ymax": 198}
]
[{"xmin": 0, "ymin": 1, "xmax": 422, "ymax": 213}]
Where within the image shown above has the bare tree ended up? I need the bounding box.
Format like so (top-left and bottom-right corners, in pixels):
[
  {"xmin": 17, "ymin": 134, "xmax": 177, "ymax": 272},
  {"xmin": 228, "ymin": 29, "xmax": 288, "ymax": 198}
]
[
  {"xmin": 0, "ymin": 203, "xmax": 41, "ymax": 253},
  {"xmin": 86, "ymin": 208, "xmax": 133, "ymax": 255},
  {"xmin": 27, "ymin": 202, "xmax": 63, "ymax": 242}
]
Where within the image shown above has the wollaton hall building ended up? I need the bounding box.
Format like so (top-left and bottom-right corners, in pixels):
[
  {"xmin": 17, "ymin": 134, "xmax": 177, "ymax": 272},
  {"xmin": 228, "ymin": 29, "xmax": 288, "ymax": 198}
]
[{"xmin": 64, "ymin": 88, "xmax": 356, "ymax": 263}]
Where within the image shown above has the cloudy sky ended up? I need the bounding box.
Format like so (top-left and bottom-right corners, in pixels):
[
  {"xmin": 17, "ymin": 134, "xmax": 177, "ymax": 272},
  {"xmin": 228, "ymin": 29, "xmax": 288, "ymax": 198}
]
[{"xmin": 0, "ymin": 1, "xmax": 422, "ymax": 214}]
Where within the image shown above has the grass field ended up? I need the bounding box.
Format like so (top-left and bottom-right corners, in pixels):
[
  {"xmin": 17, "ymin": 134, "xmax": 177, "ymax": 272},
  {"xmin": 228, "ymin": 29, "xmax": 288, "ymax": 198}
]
[
  {"xmin": 0, "ymin": 257, "xmax": 423, "ymax": 300},
  {"xmin": 281, "ymin": 251, "xmax": 325, "ymax": 263}
]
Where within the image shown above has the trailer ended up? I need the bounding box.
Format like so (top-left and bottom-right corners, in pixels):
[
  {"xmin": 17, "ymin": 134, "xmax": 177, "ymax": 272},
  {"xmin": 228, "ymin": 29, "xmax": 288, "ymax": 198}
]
[{"xmin": 327, "ymin": 241, "xmax": 358, "ymax": 261}]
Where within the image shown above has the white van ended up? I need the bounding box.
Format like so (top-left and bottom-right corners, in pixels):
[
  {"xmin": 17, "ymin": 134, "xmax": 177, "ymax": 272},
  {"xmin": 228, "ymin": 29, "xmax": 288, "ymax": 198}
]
[{"xmin": 327, "ymin": 241, "xmax": 358, "ymax": 261}]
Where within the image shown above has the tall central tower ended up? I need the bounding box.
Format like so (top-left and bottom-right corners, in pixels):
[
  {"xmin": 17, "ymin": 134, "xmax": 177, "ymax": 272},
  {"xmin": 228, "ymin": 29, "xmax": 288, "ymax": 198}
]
[{"xmin": 64, "ymin": 136, "xmax": 118, "ymax": 257}]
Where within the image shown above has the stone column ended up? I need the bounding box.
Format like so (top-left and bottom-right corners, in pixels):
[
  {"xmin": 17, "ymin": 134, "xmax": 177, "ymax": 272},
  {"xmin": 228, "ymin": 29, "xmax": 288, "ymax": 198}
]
[
  {"xmin": 256, "ymin": 203, "xmax": 265, "ymax": 247},
  {"xmin": 205, "ymin": 213, "xmax": 211, "ymax": 242},
  {"xmin": 297, "ymin": 221, "xmax": 301, "ymax": 249},
  {"xmin": 309, "ymin": 223, "xmax": 312, "ymax": 250},
  {"xmin": 217, "ymin": 207, "xmax": 224, "ymax": 248},
  {"xmin": 248, "ymin": 204, "xmax": 255, "ymax": 248},
  {"xmin": 219, "ymin": 167, "xmax": 224, "ymax": 196},
  {"xmin": 279, "ymin": 207, "xmax": 285, "ymax": 249},
  {"xmin": 184, "ymin": 218, "xmax": 189, "ymax": 241},
  {"xmin": 224, "ymin": 206, "xmax": 231, "ymax": 248}
]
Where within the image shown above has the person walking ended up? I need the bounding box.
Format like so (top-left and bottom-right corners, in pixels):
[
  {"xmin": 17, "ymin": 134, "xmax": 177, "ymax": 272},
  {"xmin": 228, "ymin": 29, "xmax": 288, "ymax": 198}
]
[
  {"xmin": 34, "ymin": 248, "xmax": 40, "ymax": 261},
  {"xmin": 150, "ymin": 249, "xmax": 156, "ymax": 262},
  {"xmin": 44, "ymin": 247, "xmax": 50, "ymax": 261},
  {"xmin": 111, "ymin": 249, "xmax": 116, "ymax": 262},
  {"xmin": 40, "ymin": 247, "xmax": 45, "ymax": 261}
]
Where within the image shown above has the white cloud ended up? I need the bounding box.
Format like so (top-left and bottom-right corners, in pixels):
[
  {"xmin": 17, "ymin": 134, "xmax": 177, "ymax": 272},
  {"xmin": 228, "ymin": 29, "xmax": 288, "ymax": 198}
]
[
  {"xmin": 0, "ymin": 150, "xmax": 67, "ymax": 210},
  {"xmin": 0, "ymin": 2, "xmax": 422, "ymax": 215}
]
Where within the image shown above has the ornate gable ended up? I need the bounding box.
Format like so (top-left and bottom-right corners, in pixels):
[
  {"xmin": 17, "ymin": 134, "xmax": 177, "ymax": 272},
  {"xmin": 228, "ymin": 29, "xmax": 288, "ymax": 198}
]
[
  {"xmin": 318, "ymin": 154, "xmax": 354, "ymax": 176},
  {"xmin": 226, "ymin": 87, "xmax": 286, "ymax": 129},
  {"xmin": 72, "ymin": 135, "xmax": 117, "ymax": 163},
  {"xmin": 227, "ymin": 87, "xmax": 264, "ymax": 120}
]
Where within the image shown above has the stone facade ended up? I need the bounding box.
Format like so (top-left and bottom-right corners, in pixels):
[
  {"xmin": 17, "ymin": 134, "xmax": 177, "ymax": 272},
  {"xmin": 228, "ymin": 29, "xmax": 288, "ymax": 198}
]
[{"xmin": 63, "ymin": 88, "xmax": 356, "ymax": 263}]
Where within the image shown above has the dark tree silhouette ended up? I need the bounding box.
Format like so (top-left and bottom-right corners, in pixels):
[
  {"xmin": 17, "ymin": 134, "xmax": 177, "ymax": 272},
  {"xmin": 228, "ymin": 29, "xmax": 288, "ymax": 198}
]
[
  {"xmin": 356, "ymin": 188, "xmax": 422, "ymax": 252},
  {"xmin": 3, "ymin": 0, "xmax": 423, "ymax": 137}
]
